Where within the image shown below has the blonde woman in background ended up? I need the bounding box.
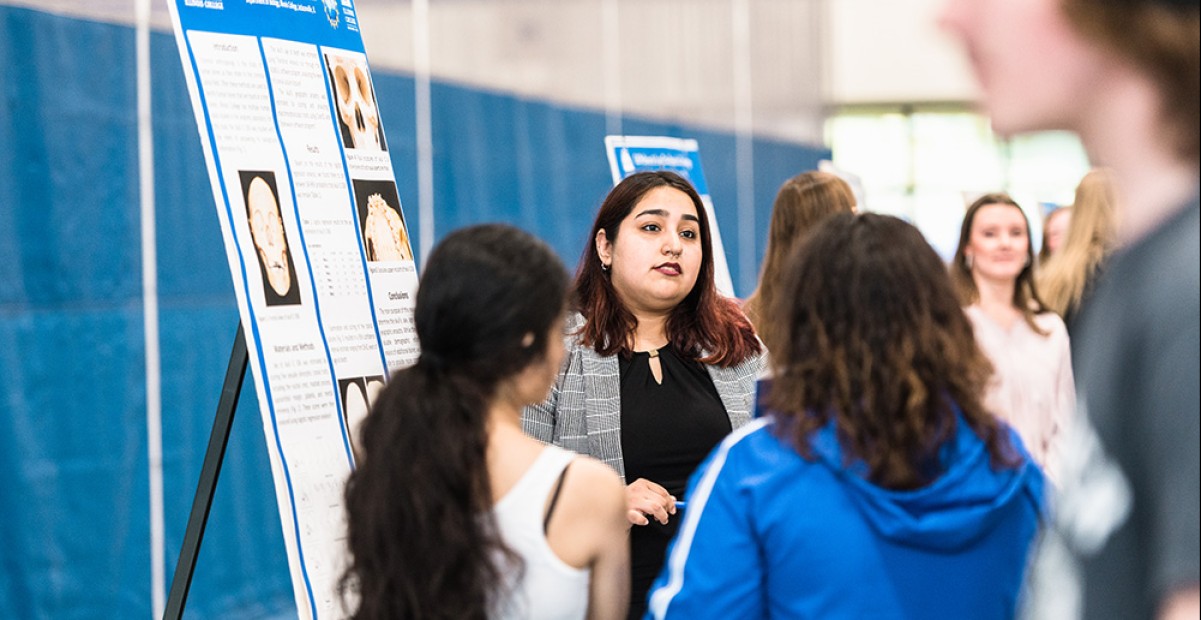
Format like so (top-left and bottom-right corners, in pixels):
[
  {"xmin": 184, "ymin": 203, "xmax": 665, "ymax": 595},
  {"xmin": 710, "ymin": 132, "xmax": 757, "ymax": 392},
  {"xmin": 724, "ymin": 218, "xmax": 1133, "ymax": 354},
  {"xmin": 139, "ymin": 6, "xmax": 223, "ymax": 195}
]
[
  {"xmin": 1037, "ymin": 169, "xmax": 1118, "ymax": 332},
  {"xmin": 951, "ymin": 193, "xmax": 1075, "ymax": 483},
  {"xmin": 743, "ymin": 171, "xmax": 856, "ymax": 355},
  {"xmin": 1038, "ymin": 206, "xmax": 1072, "ymax": 264}
]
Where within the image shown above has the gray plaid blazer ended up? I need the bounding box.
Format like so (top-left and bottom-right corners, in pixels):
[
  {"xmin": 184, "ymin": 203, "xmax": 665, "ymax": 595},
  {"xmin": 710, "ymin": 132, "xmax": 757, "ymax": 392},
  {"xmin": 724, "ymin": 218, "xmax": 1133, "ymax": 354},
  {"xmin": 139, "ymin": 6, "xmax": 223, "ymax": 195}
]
[{"xmin": 521, "ymin": 313, "xmax": 767, "ymax": 482}]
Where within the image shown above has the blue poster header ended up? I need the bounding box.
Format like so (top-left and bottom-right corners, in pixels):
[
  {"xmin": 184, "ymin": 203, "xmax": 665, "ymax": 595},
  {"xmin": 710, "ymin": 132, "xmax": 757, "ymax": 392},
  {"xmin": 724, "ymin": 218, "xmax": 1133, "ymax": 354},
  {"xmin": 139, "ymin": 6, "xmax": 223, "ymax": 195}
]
[{"xmin": 174, "ymin": 0, "xmax": 365, "ymax": 51}]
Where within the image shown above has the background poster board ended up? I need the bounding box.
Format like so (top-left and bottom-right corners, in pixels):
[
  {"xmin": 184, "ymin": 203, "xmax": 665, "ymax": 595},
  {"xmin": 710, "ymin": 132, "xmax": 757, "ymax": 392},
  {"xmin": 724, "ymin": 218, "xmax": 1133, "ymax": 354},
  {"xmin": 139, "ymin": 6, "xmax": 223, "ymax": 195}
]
[
  {"xmin": 165, "ymin": 1, "xmax": 418, "ymax": 616},
  {"xmin": 604, "ymin": 135, "xmax": 736, "ymax": 297}
]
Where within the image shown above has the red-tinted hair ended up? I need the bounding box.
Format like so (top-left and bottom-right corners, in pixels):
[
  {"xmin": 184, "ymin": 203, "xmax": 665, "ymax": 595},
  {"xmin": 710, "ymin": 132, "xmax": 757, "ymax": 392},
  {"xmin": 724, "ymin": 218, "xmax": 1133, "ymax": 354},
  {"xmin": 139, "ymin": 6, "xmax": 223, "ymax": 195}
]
[{"xmin": 573, "ymin": 171, "xmax": 760, "ymax": 367}]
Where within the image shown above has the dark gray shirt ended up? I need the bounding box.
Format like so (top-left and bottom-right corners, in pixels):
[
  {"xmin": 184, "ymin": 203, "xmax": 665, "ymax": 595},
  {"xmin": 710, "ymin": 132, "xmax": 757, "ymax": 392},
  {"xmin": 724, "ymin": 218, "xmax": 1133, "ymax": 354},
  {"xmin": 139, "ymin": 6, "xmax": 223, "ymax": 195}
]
[{"xmin": 1036, "ymin": 195, "xmax": 1200, "ymax": 619}]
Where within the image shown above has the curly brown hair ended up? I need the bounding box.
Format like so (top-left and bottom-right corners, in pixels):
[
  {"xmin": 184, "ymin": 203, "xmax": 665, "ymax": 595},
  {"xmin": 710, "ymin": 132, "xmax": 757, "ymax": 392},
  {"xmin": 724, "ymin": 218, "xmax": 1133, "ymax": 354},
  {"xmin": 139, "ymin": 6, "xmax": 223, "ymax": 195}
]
[
  {"xmin": 573, "ymin": 170, "xmax": 760, "ymax": 367},
  {"xmin": 768, "ymin": 213, "xmax": 1016, "ymax": 491}
]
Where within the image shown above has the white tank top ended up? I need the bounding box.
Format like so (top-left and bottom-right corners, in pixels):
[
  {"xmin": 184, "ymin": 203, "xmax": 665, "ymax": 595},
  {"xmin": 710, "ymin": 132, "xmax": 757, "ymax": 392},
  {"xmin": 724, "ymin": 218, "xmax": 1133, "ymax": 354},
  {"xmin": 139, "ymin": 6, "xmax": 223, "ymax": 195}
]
[{"xmin": 492, "ymin": 446, "xmax": 591, "ymax": 620}]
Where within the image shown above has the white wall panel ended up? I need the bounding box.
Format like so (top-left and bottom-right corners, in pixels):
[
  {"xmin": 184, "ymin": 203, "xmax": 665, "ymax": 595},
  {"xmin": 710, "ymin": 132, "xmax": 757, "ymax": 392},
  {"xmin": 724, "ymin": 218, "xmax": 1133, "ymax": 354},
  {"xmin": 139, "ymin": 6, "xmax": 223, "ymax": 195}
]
[{"xmin": 822, "ymin": 0, "xmax": 978, "ymax": 104}]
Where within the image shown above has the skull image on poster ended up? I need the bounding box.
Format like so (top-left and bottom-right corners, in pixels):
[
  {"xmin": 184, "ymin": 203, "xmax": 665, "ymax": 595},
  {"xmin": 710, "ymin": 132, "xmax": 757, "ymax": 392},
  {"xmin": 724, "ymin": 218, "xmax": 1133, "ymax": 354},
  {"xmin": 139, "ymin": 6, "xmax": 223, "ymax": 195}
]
[
  {"xmin": 353, "ymin": 179, "xmax": 412, "ymax": 263},
  {"xmin": 363, "ymin": 193, "xmax": 413, "ymax": 262},
  {"xmin": 325, "ymin": 52, "xmax": 387, "ymax": 151},
  {"xmin": 339, "ymin": 375, "xmax": 385, "ymax": 463},
  {"xmin": 239, "ymin": 170, "xmax": 301, "ymax": 307}
]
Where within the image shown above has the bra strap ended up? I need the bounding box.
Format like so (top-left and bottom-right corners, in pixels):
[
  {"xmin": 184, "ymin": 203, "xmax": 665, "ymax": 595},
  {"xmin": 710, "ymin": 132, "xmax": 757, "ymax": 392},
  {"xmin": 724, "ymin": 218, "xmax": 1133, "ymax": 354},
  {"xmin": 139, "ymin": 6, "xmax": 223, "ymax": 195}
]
[{"xmin": 542, "ymin": 462, "xmax": 572, "ymax": 534}]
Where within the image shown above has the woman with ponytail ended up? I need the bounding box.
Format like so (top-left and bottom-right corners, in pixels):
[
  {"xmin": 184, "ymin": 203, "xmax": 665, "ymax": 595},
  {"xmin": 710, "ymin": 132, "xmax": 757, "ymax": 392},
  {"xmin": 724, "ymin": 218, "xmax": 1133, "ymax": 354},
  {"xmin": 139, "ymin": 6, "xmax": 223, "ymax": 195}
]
[{"xmin": 341, "ymin": 224, "xmax": 629, "ymax": 620}]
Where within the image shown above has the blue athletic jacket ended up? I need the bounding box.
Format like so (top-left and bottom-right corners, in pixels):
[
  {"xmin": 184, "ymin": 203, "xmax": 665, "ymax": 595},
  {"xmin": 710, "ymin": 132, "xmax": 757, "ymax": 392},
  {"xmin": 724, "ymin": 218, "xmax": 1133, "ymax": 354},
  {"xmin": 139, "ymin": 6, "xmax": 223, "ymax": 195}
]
[{"xmin": 645, "ymin": 405, "xmax": 1046, "ymax": 619}]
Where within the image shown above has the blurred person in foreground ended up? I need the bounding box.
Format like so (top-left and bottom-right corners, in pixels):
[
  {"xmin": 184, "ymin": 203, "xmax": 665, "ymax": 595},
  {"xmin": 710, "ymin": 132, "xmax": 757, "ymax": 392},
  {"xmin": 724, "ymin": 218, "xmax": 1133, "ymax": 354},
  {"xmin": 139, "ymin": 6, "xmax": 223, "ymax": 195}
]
[
  {"xmin": 940, "ymin": 0, "xmax": 1199, "ymax": 618},
  {"xmin": 951, "ymin": 193, "xmax": 1076, "ymax": 482},
  {"xmin": 1038, "ymin": 169, "xmax": 1119, "ymax": 332},
  {"xmin": 645, "ymin": 213, "xmax": 1045, "ymax": 619},
  {"xmin": 341, "ymin": 225, "xmax": 629, "ymax": 619},
  {"xmin": 742, "ymin": 171, "xmax": 857, "ymax": 355}
]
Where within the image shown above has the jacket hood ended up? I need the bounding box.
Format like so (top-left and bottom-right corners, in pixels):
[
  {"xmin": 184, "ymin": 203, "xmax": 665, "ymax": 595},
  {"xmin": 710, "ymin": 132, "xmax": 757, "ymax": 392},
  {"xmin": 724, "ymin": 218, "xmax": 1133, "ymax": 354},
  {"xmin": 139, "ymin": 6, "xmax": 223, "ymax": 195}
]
[{"xmin": 803, "ymin": 412, "xmax": 1045, "ymax": 552}]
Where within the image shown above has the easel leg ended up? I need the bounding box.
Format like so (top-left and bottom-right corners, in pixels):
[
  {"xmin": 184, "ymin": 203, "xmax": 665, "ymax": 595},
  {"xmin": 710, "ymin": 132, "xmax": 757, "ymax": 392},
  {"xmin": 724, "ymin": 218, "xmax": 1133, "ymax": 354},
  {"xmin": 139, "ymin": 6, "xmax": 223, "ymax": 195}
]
[{"xmin": 163, "ymin": 323, "xmax": 248, "ymax": 620}]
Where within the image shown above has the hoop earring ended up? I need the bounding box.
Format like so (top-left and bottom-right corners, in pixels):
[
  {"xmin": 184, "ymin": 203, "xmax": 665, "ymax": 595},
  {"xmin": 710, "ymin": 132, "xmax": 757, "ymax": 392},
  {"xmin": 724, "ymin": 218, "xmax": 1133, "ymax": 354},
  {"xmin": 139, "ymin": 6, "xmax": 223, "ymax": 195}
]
[{"xmin": 601, "ymin": 262, "xmax": 610, "ymax": 273}]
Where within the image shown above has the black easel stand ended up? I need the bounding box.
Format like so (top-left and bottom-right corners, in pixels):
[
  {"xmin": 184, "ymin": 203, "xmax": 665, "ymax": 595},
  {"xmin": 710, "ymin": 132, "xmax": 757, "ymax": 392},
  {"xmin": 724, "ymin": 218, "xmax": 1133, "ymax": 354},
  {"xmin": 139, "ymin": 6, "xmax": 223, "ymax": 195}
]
[{"xmin": 163, "ymin": 323, "xmax": 249, "ymax": 620}]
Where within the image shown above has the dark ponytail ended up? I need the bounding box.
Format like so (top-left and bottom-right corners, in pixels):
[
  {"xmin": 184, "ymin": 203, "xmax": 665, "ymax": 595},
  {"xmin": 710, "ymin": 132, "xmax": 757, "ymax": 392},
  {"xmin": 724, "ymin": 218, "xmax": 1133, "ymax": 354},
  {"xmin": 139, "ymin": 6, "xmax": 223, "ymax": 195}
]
[{"xmin": 341, "ymin": 224, "xmax": 569, "ymax": 619}]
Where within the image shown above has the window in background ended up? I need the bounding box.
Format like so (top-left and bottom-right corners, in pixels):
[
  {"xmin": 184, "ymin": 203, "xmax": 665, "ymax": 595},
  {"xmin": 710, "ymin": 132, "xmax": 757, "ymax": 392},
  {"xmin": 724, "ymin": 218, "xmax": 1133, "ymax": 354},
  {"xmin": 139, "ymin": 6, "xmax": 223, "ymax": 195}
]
[
  {"xmin": 824, "ymin": 112, "xmax": 911, "ymax": 218},
  {"xmin": 826, "ymin": 107, "xmax": 1090, "ymax": 260}
]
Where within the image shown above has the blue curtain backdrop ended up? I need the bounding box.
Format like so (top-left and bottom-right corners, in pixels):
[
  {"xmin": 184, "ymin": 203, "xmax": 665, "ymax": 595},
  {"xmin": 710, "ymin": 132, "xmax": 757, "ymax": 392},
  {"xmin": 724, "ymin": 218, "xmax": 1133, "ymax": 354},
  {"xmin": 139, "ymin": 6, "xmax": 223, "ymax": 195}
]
[{"xmin": 0, "ymin": 5, "xmax": 827, "ymax": 617}]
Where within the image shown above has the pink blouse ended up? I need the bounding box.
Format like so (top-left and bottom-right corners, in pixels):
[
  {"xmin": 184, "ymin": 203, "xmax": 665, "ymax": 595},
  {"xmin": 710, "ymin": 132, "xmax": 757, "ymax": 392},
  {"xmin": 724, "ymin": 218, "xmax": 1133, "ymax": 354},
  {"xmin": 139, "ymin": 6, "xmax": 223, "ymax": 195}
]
[{"xmin": 965, "ymin": 305, "xmax": 1076, "ymax": 483}]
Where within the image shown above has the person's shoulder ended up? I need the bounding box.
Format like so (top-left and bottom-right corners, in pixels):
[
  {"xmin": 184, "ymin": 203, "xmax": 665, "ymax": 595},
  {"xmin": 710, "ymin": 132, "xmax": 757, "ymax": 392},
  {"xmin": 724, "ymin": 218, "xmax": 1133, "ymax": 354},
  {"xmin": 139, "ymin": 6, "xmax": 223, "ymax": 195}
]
[
  {"xmin": 559, "ymin": 455, "xmax": 625, "ymax": 517},
  {"xmin": 1116, "ymin": 196, "xmax": 1199, "ymax": 284},
  {"xmin": 1149, "ymin": 199, "xmax": 1200, "ymax": 291},
  {"xmin": 1033, "ymin": 310, "xmax": 1068, "ymax": 336},
  {"xmin": 565, "ymin": 311, "xmax": 586, "ymax": 332},
  {"xmin": 542, "ymin": 453, "xmax": 626, "ymax": 567},
  {"xmin": 962, "ymin": 303, "xmax": 987, "ymax": 324},
  {"xmin": 1106, "ymin": 197, "xmax": 1199, "ymax": 320},
  {"xmin": 720, "ymin": 341, "xmax": 768, "ymax": 377},
  {"xmin": 1149, "ymin": 194, "xmax": 1199, "ymax": 253},
  {"xmin": 560, "ymin": 312, "xmax": 589, "ymax": 353},
  {"xmin": 564, "ymin": 454, "xmax": 622, "ymax": 488},
  {"xmin": 710, "ymin": 417, "xmax": 799, "ymax": 474}
]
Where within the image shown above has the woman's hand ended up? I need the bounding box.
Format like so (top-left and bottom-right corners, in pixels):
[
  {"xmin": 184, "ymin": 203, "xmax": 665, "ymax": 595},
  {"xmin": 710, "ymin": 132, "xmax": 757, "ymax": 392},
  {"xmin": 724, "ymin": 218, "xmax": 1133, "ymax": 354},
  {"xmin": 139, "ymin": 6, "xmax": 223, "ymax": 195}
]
[{"xmin": 625, "ymin": 478, "xmax": 677, "ymax": 526}]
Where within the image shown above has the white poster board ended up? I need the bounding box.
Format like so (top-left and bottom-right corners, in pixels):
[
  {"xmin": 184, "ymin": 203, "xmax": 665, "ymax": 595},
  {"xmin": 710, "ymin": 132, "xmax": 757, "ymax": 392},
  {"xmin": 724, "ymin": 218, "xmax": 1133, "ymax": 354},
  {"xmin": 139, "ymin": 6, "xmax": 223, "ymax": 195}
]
[
  {"xmin": 604, "ymin": 135, "xmax": 735, "ymax": 297},
  {"xmin": 165, "ymin": 1, "xmax": 419, "ymax": 616}
]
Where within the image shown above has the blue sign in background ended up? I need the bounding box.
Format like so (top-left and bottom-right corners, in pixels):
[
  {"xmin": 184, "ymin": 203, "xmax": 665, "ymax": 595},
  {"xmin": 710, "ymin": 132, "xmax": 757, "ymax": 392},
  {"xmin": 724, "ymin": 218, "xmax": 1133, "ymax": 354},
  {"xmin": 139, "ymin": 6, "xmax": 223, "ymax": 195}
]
[{"xmin": 612, "ymin": 144, "xmax": 711, "ymax": 196}]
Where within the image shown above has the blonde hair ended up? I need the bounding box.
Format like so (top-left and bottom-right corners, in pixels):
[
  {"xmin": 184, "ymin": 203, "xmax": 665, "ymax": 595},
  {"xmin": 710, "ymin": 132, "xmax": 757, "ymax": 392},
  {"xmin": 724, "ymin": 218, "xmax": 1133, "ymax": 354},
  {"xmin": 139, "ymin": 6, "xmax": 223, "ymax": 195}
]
[
  {"xmin": 1038, "ymin": 169, "xmax": 1118, "ymax": 317},
  {"xmin": 744, "ymin": 171, "xmax": 856, "ymax": 353}
]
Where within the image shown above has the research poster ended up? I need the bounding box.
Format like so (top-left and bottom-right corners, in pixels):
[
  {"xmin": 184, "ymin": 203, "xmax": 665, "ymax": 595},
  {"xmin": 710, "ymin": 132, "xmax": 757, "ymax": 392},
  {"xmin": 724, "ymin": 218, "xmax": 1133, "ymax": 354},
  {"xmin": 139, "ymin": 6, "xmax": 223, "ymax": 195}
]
[
  {"xmin": 604, "ymin": 135, "xmax": 735, "ymax": 297},
  {"xmin": 166, "ymin": 1, "xmax": 418, "ymax": 616}
]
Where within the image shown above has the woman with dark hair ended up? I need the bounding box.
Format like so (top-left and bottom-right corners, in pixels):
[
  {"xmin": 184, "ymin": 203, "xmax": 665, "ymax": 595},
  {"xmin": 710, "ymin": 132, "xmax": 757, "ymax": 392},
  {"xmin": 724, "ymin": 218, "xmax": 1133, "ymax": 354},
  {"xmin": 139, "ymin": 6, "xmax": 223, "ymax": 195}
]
[
  {"xmin": 523, "ymin": 171, "xmax": 764, "ymax": 618},
  {"xmin": 645, "ymin": 213, "xmax": 1045, "ymax": 619},
  {"xmin": 743, "ymin": 171, "xmax": 857, "ymax": 354},
  {"xmin": 951, "ymin": 193, "xmax": 1075, "ymax": 482},
  {"xmin": 341, "ymin": 224, "xmax": 629, "ymax": 620},
  {"xmin": 940, "ymin": 0, "xmax": 1198, "ymax": 616}
]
